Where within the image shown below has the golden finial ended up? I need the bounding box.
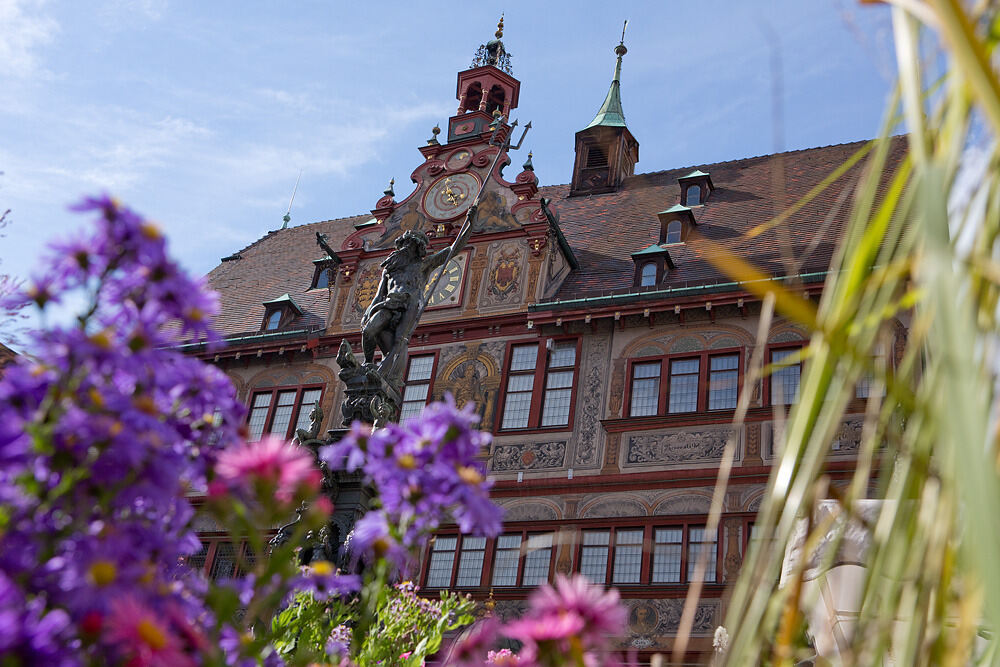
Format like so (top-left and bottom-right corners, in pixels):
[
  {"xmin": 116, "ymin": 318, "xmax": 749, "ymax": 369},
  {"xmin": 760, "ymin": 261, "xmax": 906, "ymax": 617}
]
[
  {"xmin": 484, "ymin": 588, "xmax": 496, "ymax": 615},
  {"xmin": 495, "ymin": 14, "xmax": 504, "ymax": 39}
]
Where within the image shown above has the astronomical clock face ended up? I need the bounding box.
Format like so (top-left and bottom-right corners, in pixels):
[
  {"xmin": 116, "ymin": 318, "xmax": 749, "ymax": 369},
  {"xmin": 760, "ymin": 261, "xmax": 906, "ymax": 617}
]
[
  {"xmin": 423, "ymin": 172, "xmax": 480, "ymax": 222},
  {"xmin": 424, "ymin": 257, "xmax": 465, "ymax": 308}
]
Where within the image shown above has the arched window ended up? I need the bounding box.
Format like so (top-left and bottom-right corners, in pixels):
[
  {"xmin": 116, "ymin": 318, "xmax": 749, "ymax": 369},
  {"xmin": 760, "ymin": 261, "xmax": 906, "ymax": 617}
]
[
  {"xmin": 685, "ymin": 186, "xmax": 701, "ymax": 206},
  {"xmin": 640, "ymin": 263, "xmax": 657, "ymax": 287},
  {"xmin": 265, "ymin": 310, "xmax": 282, "ymax": 331},
  {"xmin": 462, "ymin": 83, "xmax": 483, "ymax": 113},
  {"xmin": 485, "ymin": 84, "xmax": 506, "ymax": 115},
  {"xmin": 665, "ymin": 221, "xmax": 682, "ymax": 245}
]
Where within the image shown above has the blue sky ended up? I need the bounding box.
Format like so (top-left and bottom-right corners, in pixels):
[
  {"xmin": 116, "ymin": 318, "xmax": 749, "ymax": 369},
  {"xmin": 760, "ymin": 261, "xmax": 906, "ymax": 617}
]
[{"xmin": 1, "ymin": 0, "xmax": 896, "ymax": 304}]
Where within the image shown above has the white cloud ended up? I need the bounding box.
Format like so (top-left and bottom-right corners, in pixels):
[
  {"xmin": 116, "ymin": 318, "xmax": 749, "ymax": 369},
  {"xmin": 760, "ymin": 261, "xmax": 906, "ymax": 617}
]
[{"xmin": 0, "ymin": 0, "xmax": 58, "ymax": 78}]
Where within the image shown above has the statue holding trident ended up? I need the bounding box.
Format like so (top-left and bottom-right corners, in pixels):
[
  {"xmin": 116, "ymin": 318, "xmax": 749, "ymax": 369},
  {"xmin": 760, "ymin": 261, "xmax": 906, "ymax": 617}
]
[{"xmin": 338, "ymin": 113, "xmax": 530, "ymax": 425}]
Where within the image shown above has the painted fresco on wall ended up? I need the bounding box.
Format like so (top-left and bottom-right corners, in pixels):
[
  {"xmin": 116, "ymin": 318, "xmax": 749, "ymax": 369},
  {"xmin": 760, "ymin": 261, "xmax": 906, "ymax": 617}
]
[
  {"xmin": 480, "ymin": 241, "xmax": 525, "ymax": 308},
  {"xmin": 432, "ymin": 341, "xmax": 503, "ymax": 428}
]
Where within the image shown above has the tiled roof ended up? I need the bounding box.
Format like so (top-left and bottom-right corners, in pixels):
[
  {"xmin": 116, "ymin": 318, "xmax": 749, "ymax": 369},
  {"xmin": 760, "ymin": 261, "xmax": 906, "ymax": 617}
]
[{"xmin": 205, "ymin": 138, "xmax": 906, "ymax": 337}]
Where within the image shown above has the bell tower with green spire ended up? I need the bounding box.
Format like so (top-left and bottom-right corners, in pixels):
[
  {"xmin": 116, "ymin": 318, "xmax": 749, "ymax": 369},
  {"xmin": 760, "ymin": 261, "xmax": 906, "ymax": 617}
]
[{"xmin": 570, "ymin": 25, "xmax": 639, "ymax": 197}]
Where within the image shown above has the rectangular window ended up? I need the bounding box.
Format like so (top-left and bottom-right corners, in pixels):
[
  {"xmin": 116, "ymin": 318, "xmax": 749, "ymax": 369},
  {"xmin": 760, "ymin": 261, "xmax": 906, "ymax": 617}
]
[
  {"xmin": 491, "ymin": 535, "xmax": 522, "ymax": 587},
  {"xmin": 425, "ymin": 536, "xmax": 458, "ymax": 588},
  {"xmin": 187, "ymin": 538, "xmax": 265, "ymax": 580},
  {"xmin": 454, "ymin": 536, "xmax": 486, "ymax": 587},
  {"xmin": 579, "ymin": 530, "xmax": 611, "ymax": 584},
  {"xmin": 651, "ymin": 528, "xmax": 683, "ymax": 583},
  {"xmin": 400, "ymin": 354, "xmax": 435, "ymax": 422},
  {"xmin": 687, "ymin": 527, "xmax": 718, "ymax": 583},
  {"xmin": 708, "ymin": 354, "xmax": 739, "ymax": 410},
  {"xmin": 770, "ymin": 348, "xmax": 801, "ymax": 405},
  {"xmin": 855, "ymin": 342, "xmax": 886, "ymax": 399},
  {"xmin": 500, "ymin": 340, "xmax": 579, "ymax": 431},
  {"xmin": 668, "ymin": 358, "xmax": 700, "ymax": 413},
  {"xmin": 501, "ymin": 344, "xmax": 538, "ymax": 429},
  {"xmin": 521, "ymin": 533, "xmax": 554, "ymax": 586},
  {"xmin": 612, "ymin": 529, "xmax": 644, "ymax": 584},
  {"xmin": 246, "ymin": 386, "xmax": 324, "ymax": 441},
  {"xmin": 540, "ymin": 342, "xmax": 576, "ymax": 427},
  {"xmin": 630, "ymin": 361, "xmax": 661, "ymax": 417}
]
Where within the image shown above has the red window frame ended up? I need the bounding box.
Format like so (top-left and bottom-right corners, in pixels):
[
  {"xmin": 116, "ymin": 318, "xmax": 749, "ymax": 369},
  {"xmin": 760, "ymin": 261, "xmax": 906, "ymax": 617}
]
[
  {"xmin": 765, "ymin": 343, "xmax": 804, "ymax": 406},
  {"xmin": 623, "ymin": 347, "xmax": 743, "ymax": 417},
  {"xmin": 399, "ymin": 351, "xmax": 439, "ymax": 422},
  {"xmin": 246, "ymin": 384, "xmax": 325, "ymax": 442},
  {"xmin": 421, "ymin": 530, "xmax": 556, "ymax": 591},
  {"xmin": 184, "ymin": 535, "xmax": 260, "ymax": 580},
  {"xmin": 496, "ymin": 337, "xmax": 582, "ymax": 433}
]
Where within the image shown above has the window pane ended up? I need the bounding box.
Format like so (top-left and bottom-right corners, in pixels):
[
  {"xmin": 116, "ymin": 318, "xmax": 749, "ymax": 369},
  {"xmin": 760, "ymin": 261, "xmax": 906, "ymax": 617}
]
[
  {"xmin": 522, "ymin": 534, "xmax": 553, "ymax": 586},
  {"xmin": 540, "ymin": 388, "xmax": 572, "ymax": 427},
  {"xmin": 266, "ymin": 311, "xmax": 282, "ymax": 330},
  {"xmin": 652, "ymin": 529, "xmax": 683, "ymax": 583},
  {"xmin": 771, "ymin": 349, "xmax": 801, "ymax": 405},
  {"xmin": 641, "ymin": 263, "xmax": 657, "ymax": 287},
  {"xmin": 209, "ymin": 542, "xmax": 236, "ymax": 580},
  {"xmin": 268, "ymin": 390, "xmax": 298, "ymax": 438},
  {"xmin": 426, "ymin": 537, "xmax": 457, "ymax": 588},
  {"xmin": 546, "ymin": 370, "xmax": 574, "ymax": 390},
  {"xmin": 510, "ymin": 345, "xmax": 538, "ymax": 372},
  {"xmin": 492, "ymin": 535, "xmax": 522, "ymax": 587},
  {"xmin": 612, "ymin": 530, "xmax": 644, "ymax": 584},
  {"xmin": 708, "ymin": 354, "xmax": 739, "ymax": 410},
  {"xmin": 549, "ymin": 342, "xmax": 576, "ymax": 368},
  {"xmin": 455, "ymin": 537, "xmax": 486, "ymax": 587},
  {"xmin": 502, "ymin": 388, "xmax": 533, "ymax": 429},
  {"xmin": 686, "ymin": 186, "xmax": 701, "ymax": 206},
  {"xmin": 247, "ymin": 393, "xmax": 271, "ymax": 442},
  {"xmin": 580, "ymin": 531, "xmax": 610, "ymax": 584},
  {"xmin": 399, "ymin": 401, "xmax": 424, "ymax": 422},
  {"xmin": 630, "ymin": 362, "xmax": 661, "ymax": 417},
  {"xmin": 687, "ymin": 528, "xmax": 717, "ymax": 583},
  {"xmin": 668, "ymin": 359, "xmax": 700, "ymax": 413},
  {"xmin": 294, "ymin": 389, "xmax": 323, "ymax": 433},
  {"xmin": 314, "ymin": 267, "xmax": 330, "ymax": 289},
  {"xmin": 666, "ymin": 221, "xmax": 682, "ymax": 244},
  {"xmin": 407, "ymin": 355, "xmax": 435, "ymax": 382},
  {"xmin": 186, "ymin": 541, "xmax": 209, "ymax": 572},
  {"xmin": 402, "ymin": 384, "xmax": 429, "ymax": 403}
]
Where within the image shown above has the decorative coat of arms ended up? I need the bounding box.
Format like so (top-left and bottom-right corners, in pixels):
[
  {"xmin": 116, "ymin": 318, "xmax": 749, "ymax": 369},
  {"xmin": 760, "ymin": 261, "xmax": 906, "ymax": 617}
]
[{"xmin": 488, "ymin": 247, "xmax": 521, "ymax": 299}]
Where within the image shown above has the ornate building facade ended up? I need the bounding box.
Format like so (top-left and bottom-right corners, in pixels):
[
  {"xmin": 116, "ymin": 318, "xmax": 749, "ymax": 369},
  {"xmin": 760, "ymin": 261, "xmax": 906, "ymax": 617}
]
[{"xmin": 186, "ymin": 24, "xmax": 905, "ymax": 660}]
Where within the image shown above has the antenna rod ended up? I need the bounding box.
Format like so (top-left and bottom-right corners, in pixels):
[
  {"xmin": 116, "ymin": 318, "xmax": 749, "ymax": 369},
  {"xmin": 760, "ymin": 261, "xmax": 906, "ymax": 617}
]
[
  {"xmin": 281, "ymin": 170, "xmax": 302, "ymax": 229},
  {"xmin": 620, "ymin": 19, "xmax": 628, "ymax": 44}
]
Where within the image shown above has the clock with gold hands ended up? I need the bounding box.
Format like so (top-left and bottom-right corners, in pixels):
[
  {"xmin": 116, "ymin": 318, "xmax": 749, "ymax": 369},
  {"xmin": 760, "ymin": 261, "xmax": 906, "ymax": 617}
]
[
  {"xmin": 423, "ymin": 173, "xmax": 480, "ymax": 222},
  {"xmin": 424, "ymin": 256, "xmax": 465, "ymax": 308}
]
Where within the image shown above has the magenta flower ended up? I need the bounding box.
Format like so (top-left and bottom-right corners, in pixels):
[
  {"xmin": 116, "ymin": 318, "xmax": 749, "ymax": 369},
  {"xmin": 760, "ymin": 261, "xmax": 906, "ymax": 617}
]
[
  {"xmin": 216, "ymin": 436, "xmax": 318, "ymax": 502},
  {"xmin": 526, "ymin": 574, "xmax": 627, "ymax": 639},
  {"xmin": 105, "ymin": 596, "xmax": 197, "ymax": 667}
]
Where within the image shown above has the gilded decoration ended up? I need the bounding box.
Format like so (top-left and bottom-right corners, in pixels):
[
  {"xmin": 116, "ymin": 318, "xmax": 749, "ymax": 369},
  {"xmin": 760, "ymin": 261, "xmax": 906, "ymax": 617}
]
[
  {"xmin": 625, "ymin": 426, "xmax": 738, "ymax": 468},
  {"xmin": 432, "ymin": 342, "xmax": 502, "ymax": 428},
  {"xmin": 481, "ymin": 242, "xmax": 524, "ymax": 307},
  {"xmin": 492, "ymin": 441, "xmax": 566, "ymax": 471},
  {"xmin": 343, "ymin": 262, "xmax": 382, "ymax": 325},
  {"xmin": 575, "ymin": 335, "xmax": 610, "ymax": 467}
]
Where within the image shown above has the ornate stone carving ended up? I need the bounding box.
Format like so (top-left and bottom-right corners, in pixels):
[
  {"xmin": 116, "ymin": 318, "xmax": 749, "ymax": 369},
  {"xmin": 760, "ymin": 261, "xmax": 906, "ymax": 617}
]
[
  {"xmin": 580, "ymin": 498, "xmax": 647, "ymax": 518},
  {"xmin": 669, "ymin": 335, "xmax": 703, "ymax": 353},
  {"xmin": 492, "ymin": 441, "xmax": 566, "ymax": 471},
  {"xmin": 624, "ymin": 599, "xmax": 719, "ymax": 638},
  {"xmin": 625, "ymin": 427, "xmax": 735, "ymax": 467},
  {"xmin": 574, "ymin": 336, "xmax": 609, "ymax": 467},
  {"xmin": 831, "ymin": 416, "xmax": 864, "ymax": 453},
  {"xmin": 500, "ymin": 502, "xmax": 559, "ymax": 522},
  {"xmin": 652, "ymin": 494, "xmax": 711, "ymax": 515},
  {"xmin": 724, "ymin": 517, "xmax": 744, "ymax": 581},
  {"xmin": 744, "ymin": 422, "xmax": 763, "ymax": 465}
]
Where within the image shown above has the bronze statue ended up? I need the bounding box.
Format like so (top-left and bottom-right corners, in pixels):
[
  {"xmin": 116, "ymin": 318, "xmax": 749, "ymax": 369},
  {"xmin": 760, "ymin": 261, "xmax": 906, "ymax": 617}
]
[
  {"xmin": 361, "ymin": 212, "xmax": 476, "ymax": 383},
  {"xmin": 294, "ymin": 400, "xmax": 324, "ymax": 445}
]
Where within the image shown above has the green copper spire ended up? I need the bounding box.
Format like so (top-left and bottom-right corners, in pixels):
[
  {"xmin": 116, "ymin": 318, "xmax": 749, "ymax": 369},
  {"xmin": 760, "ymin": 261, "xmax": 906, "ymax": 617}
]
[{"xmin": 585, "ymin": 23, "xmax": 629, "ymax": 129}]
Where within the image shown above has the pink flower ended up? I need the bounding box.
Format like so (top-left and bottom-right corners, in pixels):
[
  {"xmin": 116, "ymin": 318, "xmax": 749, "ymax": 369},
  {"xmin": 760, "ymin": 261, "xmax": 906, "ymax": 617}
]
[
  {"xmin": 105, "ymin": 596, "xmax": 196, "ymax": 667},
  {"xmin": 527, "ymin": 574, "xmax": 626, "ymax": 638},
  {"xmin": 215, "ymin": 436, "xmax": 317, "ymax": 502},
  {"xmin": 487, "ymin": 648, "xmax": 520, "ymax": 665}
]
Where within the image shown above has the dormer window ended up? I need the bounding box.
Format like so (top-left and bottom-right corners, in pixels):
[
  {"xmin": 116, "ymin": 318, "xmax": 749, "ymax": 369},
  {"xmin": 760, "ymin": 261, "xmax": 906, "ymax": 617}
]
[
  {"xmin": 665, "ymin": 221, "xmax": 682, "ymax": 245},
  {"xmin": 631, "ymin": 245, "xmax": 675, "ymax": 288},
  {"xmin": 310, "ymin": 257, "xmax": 338, "ymax": 290},
  {"xmin": 677, "ymin": 169, "xmax": 714, "ymax": 207},
  {"xmin": 261, "ymin": 293, "xmax": 303, "ymax": 332},
  {"xmin": 657, "ymin": 206, "xmax": 696, "ymax": 244},
  {"xmin": 640, "ymin": 262, "xmax": 657, "ymax": 287}
]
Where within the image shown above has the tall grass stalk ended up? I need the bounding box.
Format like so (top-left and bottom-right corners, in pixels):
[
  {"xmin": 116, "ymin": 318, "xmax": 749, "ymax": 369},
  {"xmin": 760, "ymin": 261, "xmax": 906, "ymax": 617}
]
[{"xmin": 678, "ymin": 2, "xmax": 1000, "ymax": 664}]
